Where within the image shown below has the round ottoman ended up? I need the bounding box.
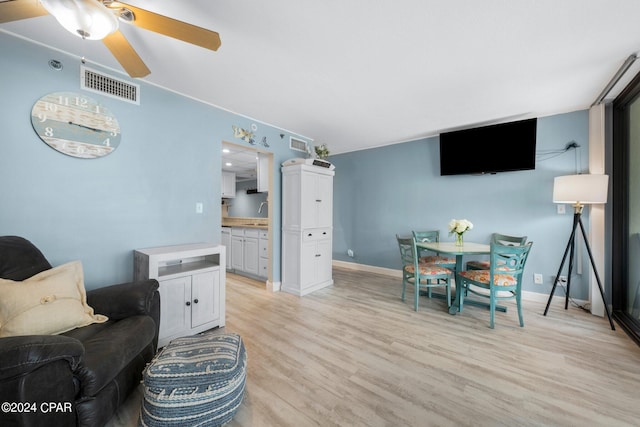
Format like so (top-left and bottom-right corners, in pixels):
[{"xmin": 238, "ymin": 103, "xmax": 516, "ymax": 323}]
[{"xmin": 140, "ymin": 332, "xmax": 247, "ymax": 427}]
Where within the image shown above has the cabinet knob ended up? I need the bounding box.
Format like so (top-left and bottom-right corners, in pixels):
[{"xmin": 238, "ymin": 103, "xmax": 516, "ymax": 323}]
[
  {"xmin": 186, "ymin": 301, "xmax": 191, "ymax": 306},
  {"xmin": 194, "ymin": 299, "xmax": 199, "ymax": 304},
  {"xmin": 315, "ymin": 254, "xmax": 321, "ymax": 257},
  {"xmin": 316, "ymin": 199, "xmax": 322, "ymax": 202}
]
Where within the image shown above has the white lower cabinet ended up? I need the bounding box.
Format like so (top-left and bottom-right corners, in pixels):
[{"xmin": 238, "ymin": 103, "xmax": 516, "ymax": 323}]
[
  {"xmin": 221, "ymin": 228, "xmax": 231, "ymax": 269},
  {"xmin": 158, "ymin": 271, "xmax": 220, "ymax": 339},
  {"xmin": 228, "ymin": 227, "xmax": 267, "ymax": 279},
  {"xmin": 231, "ymin": 233, "xmax": 244, "ymax": 271},
  {"xmin": 134, "ymin": 243, "xmax": 226, "ymax": 348},
  {"xmin": 283, "ymin": 228, "xmax": 333, "ymax": 296},
  {"xmin": 259, "ymin": 230, "xmax": 269, "ymax": 278}
]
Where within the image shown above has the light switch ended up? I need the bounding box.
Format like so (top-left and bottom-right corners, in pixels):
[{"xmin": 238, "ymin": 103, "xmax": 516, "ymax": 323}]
[
  {"xmin": 196, "ymin": 202, "xmax": 204, "ymax": 214},
  {"xmin": 557, "ymin": 204, "xmax": 566, "ymax": 214}
]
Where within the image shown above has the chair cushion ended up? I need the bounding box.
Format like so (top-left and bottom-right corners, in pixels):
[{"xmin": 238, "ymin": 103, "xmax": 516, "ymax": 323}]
[
  {"xmin": 0, "ymin": 261, "xmax": 108, "ymax": 338},
  {"xmin": 405, "ymin": 263, "xmax": 451, "ymax": 276},
  {"xmin": 419, "ymin": 255, "xmax": 456, "ymax": 265},
  {"xmin": 459, "ymin": 270, "xmax": 517, "ymax": 287},
  {"xmin": 466, "ymin": 260, "xmax": 490, "ymax": 270}
]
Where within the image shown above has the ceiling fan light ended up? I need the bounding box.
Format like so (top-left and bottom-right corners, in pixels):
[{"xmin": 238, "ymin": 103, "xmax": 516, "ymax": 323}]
[{"xmin": 41, "ymin": 0, "xmax": 118, "ymax": 40}]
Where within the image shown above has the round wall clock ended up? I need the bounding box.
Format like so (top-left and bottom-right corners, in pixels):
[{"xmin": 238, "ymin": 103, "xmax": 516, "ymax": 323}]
[{"xmin": 31, "ymin": 91, "xmax": 121, "ymax": 158}]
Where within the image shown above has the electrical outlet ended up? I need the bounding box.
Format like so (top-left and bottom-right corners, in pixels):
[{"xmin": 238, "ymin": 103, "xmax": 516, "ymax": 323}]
[
  {"xmin": 534, "ymin": 273, "xmax": 543, "ymax": 284},
  {"xmin": 195, "ymin": 202, "xmax": 204, "ymax": 214},
  {"xmin": 552, "ymin": 275, "xmax": 568, "ymax": 285}
]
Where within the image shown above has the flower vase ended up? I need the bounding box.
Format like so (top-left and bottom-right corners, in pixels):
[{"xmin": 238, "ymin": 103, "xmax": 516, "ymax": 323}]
[{"xmin": 455, "ymin": 233, "xmax": 464, "ymax": 247}]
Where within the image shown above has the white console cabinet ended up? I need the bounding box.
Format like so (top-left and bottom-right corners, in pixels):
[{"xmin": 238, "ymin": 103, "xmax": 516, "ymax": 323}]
[
  {"xmin": 134, "ymin": 243, "xmax": 225, "ymax": 348},
  {"xmin": 282, "ymin": 162, "xmax": 334, "ymax": 296}
]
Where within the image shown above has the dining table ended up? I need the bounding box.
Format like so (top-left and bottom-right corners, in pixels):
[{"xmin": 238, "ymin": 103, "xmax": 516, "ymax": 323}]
[{"xmin": 415, "ymin": 240, "xmax": 507, "ymax": 315}]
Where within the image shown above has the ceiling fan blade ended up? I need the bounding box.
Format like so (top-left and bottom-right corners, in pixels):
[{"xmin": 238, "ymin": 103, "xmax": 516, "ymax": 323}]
[
  {"xmin": 0, "ymin": 0, "xmax": 48, "ymax": 24},
  {"xmin": 102, "ymin": 30, "xmax": 151, "ymax": 78},
  {"xmin": 107, "ymin": 2, "xmax": 221, "ymax": 51}
]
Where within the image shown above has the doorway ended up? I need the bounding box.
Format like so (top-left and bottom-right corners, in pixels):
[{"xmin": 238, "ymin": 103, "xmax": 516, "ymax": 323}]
[
  {"xmin": 612, "ymin": 72, "xmax": 640, "ymax": 345},
  {"xmin": 221, "ymin": 141, "xmax": 274, "ymax": 288}
]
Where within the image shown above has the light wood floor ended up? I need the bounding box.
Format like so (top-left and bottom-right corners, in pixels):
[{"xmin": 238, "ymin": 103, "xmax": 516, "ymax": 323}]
[{"xmin": 109, "ymin": 267, "xmax": 640, "ymax": 426}]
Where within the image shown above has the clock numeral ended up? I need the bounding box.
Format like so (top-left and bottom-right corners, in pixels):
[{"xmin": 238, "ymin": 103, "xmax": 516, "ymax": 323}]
[
  {"xmin": 75, "ymin": 96, "xmax": 88, "ymax": 108},
  {"xmin": 43, "ymin": 102, "xmax": 57, "ymax": 112},
  {"xmin": 95, "ymin": 105, "xmax": 101, "ymax": 114},
  {"xmin": 37, "ymin": 112, "xmax": 47, "ymax": 123},
  {"xmin": 110, "ymin": 130, "xmax": 118, "ymax": 137},
  {"xmin": 103, "ymin": 138, "xmax": 111, "ymax": 147},
  {"xmin": 57, "ymin": 95, "xmax": 69, "ymax": 106},
  {"xmin": 44, "ymin": 127, "xmax": 54, "ymax": 137}
]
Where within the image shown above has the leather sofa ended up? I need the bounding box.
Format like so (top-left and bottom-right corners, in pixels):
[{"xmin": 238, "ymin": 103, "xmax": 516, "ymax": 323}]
[{"xmin": 0, "ymin": 236, "xmax": 160, "ymax": 427}]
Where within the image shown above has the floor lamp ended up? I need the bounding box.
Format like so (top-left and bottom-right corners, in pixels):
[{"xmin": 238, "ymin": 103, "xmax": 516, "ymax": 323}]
[{"xmin": 543, "ymin": 174, "xmax": 616, "ymax": 330}]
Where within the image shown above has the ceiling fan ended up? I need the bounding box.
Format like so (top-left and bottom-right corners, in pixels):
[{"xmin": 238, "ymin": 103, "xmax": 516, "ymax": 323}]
[{"xmin": 0, "ymin": 0, "xmax": 221, "ymax": 78}]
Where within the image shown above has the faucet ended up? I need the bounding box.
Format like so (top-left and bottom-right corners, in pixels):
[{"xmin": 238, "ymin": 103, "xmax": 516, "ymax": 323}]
[{"xmin": 258, "ymin": 201, "xmax": 268, "ymax": 214}]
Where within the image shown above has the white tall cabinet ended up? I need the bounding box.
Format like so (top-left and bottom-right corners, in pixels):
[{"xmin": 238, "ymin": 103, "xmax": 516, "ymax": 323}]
[
  {"xmin": 134, "ymin": 243, "xmax": 225, "ymax": 348},
  {"xmin": 282, "ymin": 162, "xmax": 335, "ymax": 296}
]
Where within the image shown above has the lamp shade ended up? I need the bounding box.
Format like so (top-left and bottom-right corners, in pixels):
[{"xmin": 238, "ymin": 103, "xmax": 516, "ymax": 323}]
[
  {"xmin": 553, "ymin": 174, "xmax": 609, "ymax": 204},
  {"xmin": 41, "ymin": 0, "xmax": 118, "ymax": 40}
]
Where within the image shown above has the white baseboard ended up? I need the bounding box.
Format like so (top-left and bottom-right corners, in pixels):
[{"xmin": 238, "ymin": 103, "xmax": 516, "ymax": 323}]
[
  {"xmin": 267, "ymin": 280, "xmax": 281, "ymax": 292},
  {"xmin": 332, "ymin": 259, "xmax": 588, "ymax": 305},
  {"xmin": 333, "ymin": 259, "xmax": 401, "ymax": 278}
]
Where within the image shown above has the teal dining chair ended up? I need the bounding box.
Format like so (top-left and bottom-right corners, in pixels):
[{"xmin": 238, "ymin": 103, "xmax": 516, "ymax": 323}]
[
  {"xmin": 466, "ymin": 233, "xmax": 528, "ymax": 270},
  {"xmin": 412, "ymin": 230, "xmax": 456, "ymax": 271},
  {"xmin": 456, "ymin": 240, "xmax": 533, "ymax": 328},
  {"xmin": 396, "ymin": 235, "xmax": 452, "ymax": 311}
]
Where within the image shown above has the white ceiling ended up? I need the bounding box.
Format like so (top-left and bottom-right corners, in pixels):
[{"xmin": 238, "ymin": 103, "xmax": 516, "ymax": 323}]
[
  {"xmin": 3, "ymin": 1, "xmax": 640, "ymax": 155},
  {"xmin": 221, "ymin": 142, "xmax": 259, "ymax": 181}
]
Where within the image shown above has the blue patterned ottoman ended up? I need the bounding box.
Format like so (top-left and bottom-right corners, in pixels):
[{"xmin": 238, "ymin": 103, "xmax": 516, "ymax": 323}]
[{"xmin": 140, "ymin": 332, "xmax": 247, "ymax": 427}]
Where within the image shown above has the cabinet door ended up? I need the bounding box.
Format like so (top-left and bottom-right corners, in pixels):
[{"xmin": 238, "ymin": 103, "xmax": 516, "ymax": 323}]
[
  {"xmin": 231, "ymin": 236, "xmax": 244, "ymax": 271},
  {"xmin": 191, "ymin": 270, "xmax": 220, "ymax": 328},
  {"xmin": 221, "ymin": 171, "xmax": 236, "ymax": 198},
  {"xmin": 315, "ymin": 173, "xmax": 333, "ymax": 228},
  {"xmin": 243, "ymin": 237, "xmax": 259, "ymax": 275},
  {"xmin": 257, "ymin": 152, "xmax": 269, "ymax": 193},
  {"xmin": 300, "ymin": 172, "xmax": 319, "ymax": 229},
  {"xmin": 158, "ymin": 276, "xmax": 191, "ymax": 340},
  {"xmin": 221, "ymin": 231, "xmax": 232, "ymax": 269},
  {"xmin": 315, "ymin": 238, "xmax": 333, "ymax": 284},
  {"xmin": 300, "ymin": 239, "xmax": 318, "ymax": 289},
  {"xmin": 259, "ymin": 256, "xmax": 268, "ymax": 278},
  {"xmin": 300, "ymin": 171, "xmax": 333, "ymax": 228}
]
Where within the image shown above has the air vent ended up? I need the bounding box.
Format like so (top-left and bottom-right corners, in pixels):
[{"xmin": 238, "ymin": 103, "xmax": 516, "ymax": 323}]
[
  {"xmin": 81, "ymin": 66, "xmax": 140, "ymax": 105},
  {"xmin": 289, "ymin": 137, "xmax": 308, "ymax": 153}
]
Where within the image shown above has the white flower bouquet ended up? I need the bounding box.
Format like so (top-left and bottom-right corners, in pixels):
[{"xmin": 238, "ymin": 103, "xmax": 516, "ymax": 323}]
[{"xmin": 448, "ymin": 219, "xmax": 473, "ymax": 245}]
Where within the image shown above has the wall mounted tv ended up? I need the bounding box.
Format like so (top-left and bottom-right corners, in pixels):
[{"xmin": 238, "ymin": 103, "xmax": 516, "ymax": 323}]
[{"xmin": 439, "ymin": 118, "xmax": 537, "ymax": 176}]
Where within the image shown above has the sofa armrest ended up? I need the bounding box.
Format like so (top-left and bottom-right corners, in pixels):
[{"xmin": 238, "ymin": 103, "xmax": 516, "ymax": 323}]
[
  {"xmin": 0, "ymin": 335, "xmax": 84, "ymax": 381},
  {"xmin": 87, "ymin": 279, "xmax": 160, "ymax": 350},
  {"xmin": 87, "ymin": 279, "xmax": 159, "ymax": 320}
]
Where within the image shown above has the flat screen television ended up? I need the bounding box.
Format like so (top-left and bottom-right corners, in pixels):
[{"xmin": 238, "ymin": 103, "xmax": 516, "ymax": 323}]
[{"xmin": 439, "ymin": 118, "xmax": 537, "ymax": 175}]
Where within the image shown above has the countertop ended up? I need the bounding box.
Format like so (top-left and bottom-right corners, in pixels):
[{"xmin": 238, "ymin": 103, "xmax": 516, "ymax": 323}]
[{"xmin": 222, "ymin": 217, "xmax": 268, "ymax": 229}]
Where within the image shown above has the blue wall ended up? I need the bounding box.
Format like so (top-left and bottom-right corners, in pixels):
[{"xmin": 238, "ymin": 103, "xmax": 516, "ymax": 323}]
[
  {"xmin": 0, "ymin": 33, "xmax": 306, "ymax": 289},
  {"xmin": 330, "ymin": 111, "xmax": 592, "ymax": 298},
  {"xmin": 228, "ymin": 179, "xmax": 269, "ymax": 218}
]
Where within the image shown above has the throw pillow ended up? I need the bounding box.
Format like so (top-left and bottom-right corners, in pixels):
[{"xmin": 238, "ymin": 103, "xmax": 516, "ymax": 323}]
[{"xmin": 0, "ymin": 260, "xmax": 108, "ymax": 337}]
